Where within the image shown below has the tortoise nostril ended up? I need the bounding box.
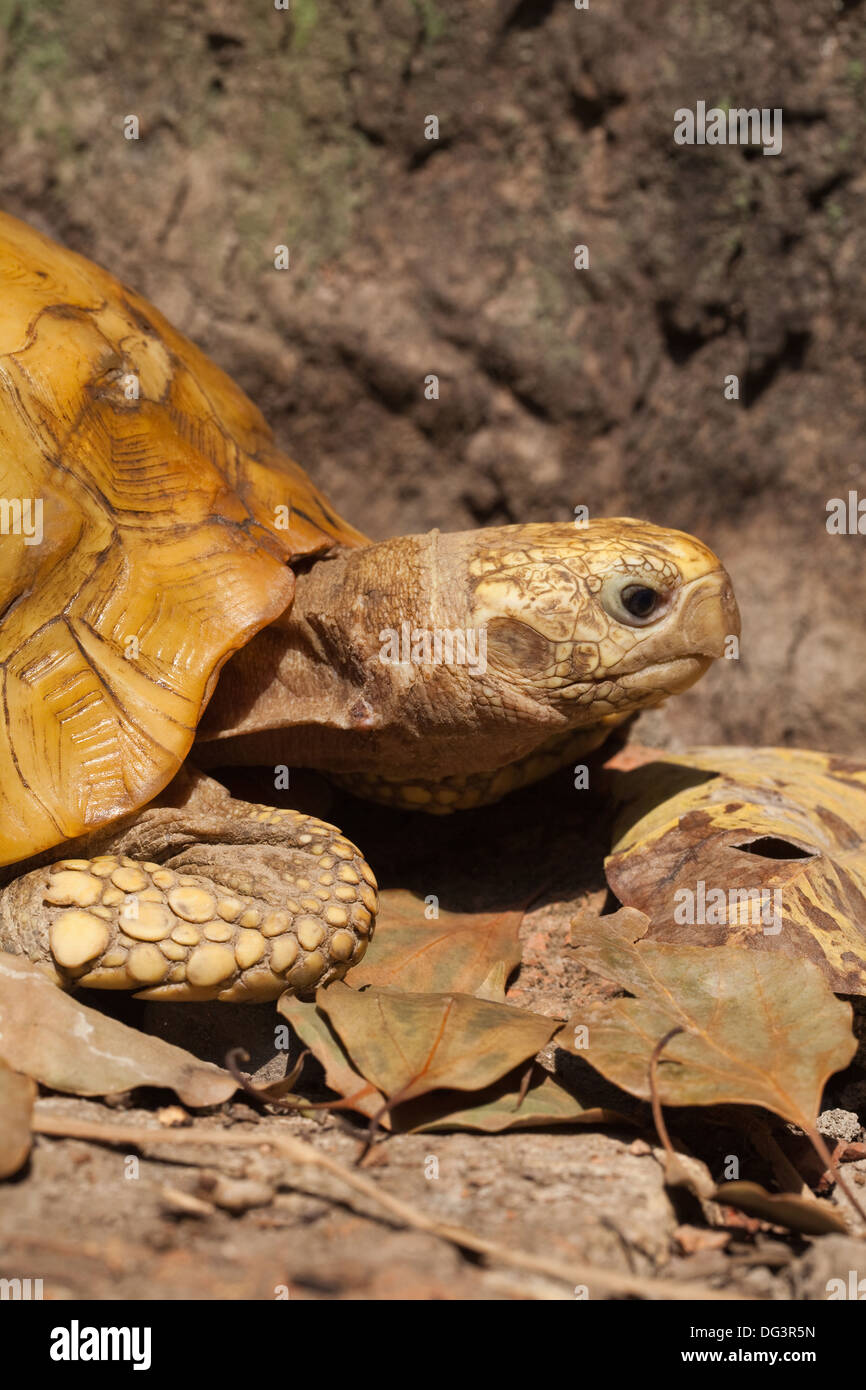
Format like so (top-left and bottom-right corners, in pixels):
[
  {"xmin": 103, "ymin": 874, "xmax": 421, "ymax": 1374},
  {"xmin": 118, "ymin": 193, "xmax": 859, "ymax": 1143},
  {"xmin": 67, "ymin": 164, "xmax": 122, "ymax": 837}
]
[{"xmin": 680, "ymin": 572, "xmax": 740, "ymax": 657}]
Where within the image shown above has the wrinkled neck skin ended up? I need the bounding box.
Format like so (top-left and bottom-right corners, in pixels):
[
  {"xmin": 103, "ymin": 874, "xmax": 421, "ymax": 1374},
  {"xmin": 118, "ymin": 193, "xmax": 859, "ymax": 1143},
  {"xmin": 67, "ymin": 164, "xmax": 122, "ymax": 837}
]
[{"xmin": 196, "ymin": 532, "xmax": 623, "ymax": 781}]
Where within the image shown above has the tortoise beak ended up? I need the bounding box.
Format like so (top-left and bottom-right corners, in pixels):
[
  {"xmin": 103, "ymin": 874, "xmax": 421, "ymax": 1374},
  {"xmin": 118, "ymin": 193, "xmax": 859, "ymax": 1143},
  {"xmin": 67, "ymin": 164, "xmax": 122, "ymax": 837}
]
[{"xmin": 679, "ymin": 569, "xmax": 740, "ymax": 659}]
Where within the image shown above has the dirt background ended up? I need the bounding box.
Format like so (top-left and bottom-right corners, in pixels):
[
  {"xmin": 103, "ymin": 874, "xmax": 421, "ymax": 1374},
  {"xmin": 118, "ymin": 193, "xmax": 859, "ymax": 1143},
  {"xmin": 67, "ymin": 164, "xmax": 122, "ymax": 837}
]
[{"xmin": 1, "ymin": 0, "xmax": 866, "ymax": 1302}]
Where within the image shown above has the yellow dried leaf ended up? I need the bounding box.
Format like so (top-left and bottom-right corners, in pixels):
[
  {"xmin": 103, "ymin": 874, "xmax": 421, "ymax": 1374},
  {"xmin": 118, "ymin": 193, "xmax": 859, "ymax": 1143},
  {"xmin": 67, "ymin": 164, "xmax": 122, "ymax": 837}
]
[{"xmin": 606, "ymin": 746, "xmax": 866, "ymax": 992}]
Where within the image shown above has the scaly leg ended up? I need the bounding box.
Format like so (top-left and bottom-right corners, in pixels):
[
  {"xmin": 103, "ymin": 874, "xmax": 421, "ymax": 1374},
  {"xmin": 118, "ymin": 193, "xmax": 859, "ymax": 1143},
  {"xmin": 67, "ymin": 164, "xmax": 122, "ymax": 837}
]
[{"xmin": 0, "ymin": 785, "xmax": 377, "ymax": 1002}]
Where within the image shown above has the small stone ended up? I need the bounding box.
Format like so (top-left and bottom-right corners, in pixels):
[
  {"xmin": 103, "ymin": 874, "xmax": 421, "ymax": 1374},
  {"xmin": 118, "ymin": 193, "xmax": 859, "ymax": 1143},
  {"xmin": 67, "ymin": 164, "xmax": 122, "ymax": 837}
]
[
  {"xmin": 675, "ymin": 1225, "xmax": 731, "ymax": 1255},
  {"xmin": 158, "ymin": 1106, "xmax": 190, "ymax": 1128},
  {"xmin": 817, "ymin": 1108, "xmax": 862, "ymax": 1144},
  {"xmin": 199, "ymin": 1174, "xmax": 274, "ymax": 1213}
]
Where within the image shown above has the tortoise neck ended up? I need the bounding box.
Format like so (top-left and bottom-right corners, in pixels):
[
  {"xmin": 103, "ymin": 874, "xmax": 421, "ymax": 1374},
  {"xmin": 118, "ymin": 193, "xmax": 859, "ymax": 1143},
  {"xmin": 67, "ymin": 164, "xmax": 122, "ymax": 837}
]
[
  {"xmin": 196, "ymin": 529, "xmax": 580, "ymax": 783},
  {"xmin": 196, "ymin": 533, "xmax": 456, "ymax": 766}
]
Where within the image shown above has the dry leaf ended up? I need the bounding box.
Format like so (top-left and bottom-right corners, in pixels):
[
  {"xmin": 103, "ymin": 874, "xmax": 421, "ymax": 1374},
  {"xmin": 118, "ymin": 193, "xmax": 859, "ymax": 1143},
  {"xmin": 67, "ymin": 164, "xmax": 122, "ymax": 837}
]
[
  {"xmin": 0, "ymin": 952, "xmax": 237, "ymax": 1106},
  {"xmin": 718, "ymin": 1180, "xmax": 849, "ymax": 1236},
  {"xmin": 563, "ymin": 909, "xmax": 857, "ymax": 1128},
  {"xmin": 276, "ymin": 993, "xmax": 386, "ymax": 1122},
  {"xmin": 0, "ymin": 1059, "xmax": 35, "ymax": 1177},
  {"xmin": 279, "ymin": 995, "xmax": 609, "ymax": 1132},
  {"xmin": 318, "ymin": 981, "xmax": 559, "ymax": 1104},
  {"xmin": 277, "ymin": 889, "xmax": 530, "ymax": 1121},
  {"xmin": 403, "ymin": 1063, "xmax": 624, "ymax": 1132},
  {"xmin": 606, "ymin": 745, "xmax": 866, "ymax": 993},
  {"xmin": 348, "ymin": 888, "xmax": 523, "ymax": 999}
]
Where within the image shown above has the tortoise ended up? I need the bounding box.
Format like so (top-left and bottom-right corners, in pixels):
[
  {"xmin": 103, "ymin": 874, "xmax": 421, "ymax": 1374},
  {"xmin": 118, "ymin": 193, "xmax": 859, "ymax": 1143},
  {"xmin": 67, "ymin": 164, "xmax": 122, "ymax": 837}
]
[{"xmin": 0, "ymin": 210, "xmax": 740, "ymax": 1004}]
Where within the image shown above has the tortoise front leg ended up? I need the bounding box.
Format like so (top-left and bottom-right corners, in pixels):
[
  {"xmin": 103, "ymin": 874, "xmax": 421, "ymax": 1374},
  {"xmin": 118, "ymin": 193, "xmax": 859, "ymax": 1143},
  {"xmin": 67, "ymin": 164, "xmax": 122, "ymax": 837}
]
[{"xmin": 0, "ymin": 797, "xmax": 377, "ymax": 1001}]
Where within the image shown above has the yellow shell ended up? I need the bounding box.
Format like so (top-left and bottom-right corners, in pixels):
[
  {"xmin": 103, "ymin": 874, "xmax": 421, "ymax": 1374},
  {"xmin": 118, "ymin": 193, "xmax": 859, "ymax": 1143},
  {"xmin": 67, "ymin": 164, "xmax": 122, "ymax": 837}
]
[{"xmin": 0, "ymin": 212, "xmax": 365, "ymax": 867}]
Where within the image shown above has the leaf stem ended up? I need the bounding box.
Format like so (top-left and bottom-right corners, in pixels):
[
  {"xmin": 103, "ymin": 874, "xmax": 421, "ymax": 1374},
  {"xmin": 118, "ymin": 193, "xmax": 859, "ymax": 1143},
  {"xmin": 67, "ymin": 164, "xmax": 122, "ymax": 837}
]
[
  {"xmin": 806, "ymin": 1125, "xmax": 866, "ymax": 1231},
  {"xmin": 648, "ymin": 1026, "xmax": 685, "ymax": 1157}
]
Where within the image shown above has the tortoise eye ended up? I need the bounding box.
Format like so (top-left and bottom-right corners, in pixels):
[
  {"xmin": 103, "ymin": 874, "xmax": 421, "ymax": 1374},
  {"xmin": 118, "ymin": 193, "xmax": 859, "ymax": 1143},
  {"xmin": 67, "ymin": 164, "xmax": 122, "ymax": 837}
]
[
  {"xmin": 621, "ymin": 585, "xmax": 659, "ymax": 619},
  {"xmin": 601, "ymin": 575, "xmax": 670, "ymax": 627}
]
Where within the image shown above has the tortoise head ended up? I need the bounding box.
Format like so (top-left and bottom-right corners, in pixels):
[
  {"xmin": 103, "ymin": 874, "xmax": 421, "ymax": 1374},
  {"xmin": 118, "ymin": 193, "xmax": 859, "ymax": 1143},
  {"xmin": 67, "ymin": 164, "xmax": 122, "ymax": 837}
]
[
  {"xmin": 208, "ymin": 518, "xmax": 740, "ymax": 804},
  {"xmin": 463, "ymin": 519, "xmax": 740, "ymax": 720}
]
